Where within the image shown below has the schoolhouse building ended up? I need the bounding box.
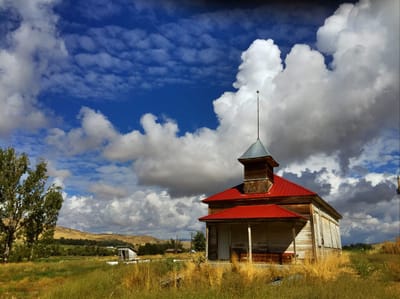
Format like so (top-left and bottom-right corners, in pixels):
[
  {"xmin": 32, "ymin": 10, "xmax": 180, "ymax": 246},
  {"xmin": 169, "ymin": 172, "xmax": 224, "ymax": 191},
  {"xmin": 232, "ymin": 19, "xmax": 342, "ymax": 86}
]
[{"xmin": 199, "ymin": 137, "xmax": 342, "ymax": 263}]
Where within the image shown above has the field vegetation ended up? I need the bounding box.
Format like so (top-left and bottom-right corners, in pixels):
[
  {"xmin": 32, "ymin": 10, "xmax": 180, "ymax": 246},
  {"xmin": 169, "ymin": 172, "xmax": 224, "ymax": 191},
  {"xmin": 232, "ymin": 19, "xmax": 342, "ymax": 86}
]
[
  {"xmin": 1, "ymin": 238, "xmax": 399, "ymax": 299},
  {"xmin": 54, "ymin": 226, "xmax": 159, "ymax": 245},
  {"xmin": 5, "ymin": 227, "xmax": 202, "ymax": 262}
]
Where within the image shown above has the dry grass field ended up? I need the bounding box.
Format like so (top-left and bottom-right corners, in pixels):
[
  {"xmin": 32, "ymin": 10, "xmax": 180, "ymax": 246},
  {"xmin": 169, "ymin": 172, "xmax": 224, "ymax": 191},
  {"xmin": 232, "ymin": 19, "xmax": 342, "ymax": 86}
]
[{"xmin": 1, "ymin": 242, "xmax": 399, "ymax": 299}]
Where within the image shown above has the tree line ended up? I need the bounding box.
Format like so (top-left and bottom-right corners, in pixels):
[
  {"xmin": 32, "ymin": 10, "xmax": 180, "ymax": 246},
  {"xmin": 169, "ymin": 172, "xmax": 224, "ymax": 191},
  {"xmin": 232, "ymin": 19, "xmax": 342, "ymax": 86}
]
[
  {"xmin": 342, "ymin": 243, "xmax": 373, "ymax": 251},
  {"xmin": 138, "ymin": 239, "xmax": 184, "ymax": 255},
  {"xmin": 137, "ymin": 231, "xmax": 205, "ymax": 255},
  {"xmin": 54, "ymin": 237, "xmax": 133, "ymax": 247}
]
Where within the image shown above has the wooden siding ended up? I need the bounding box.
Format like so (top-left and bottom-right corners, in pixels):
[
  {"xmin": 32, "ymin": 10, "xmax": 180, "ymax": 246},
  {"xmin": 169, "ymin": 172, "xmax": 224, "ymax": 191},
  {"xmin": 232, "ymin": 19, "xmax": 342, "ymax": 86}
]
[
  {"xmin": 244, "ymin": 163, "xmax": 268, "ymax": 180},
  {"xmin": 243, "ymin": 179, "xmax": 272, "ymax": 193},
  {"xmin": 292, "ymin": 220, "xmax": 313, "ymax": 259},
  {"xmin": 279, "ymin": 203, "xmax": 314, "ymax": 259},
  {"xmin": 312, "ymin": 204, "xmax": 342, "ymax": 260},
  {"xmin": 251, "ymin": 222, "xmax": 294, "ymax": 252},
  {"xmin": 282, "ymin": 204, "xmax": 311, "ymax": 217},
  {"xmin": 208, "ymin": 207, "xmax": 227, "ymax": 215},
  {"xmin": 207, "ymin": 196, "xmax": 315, "ymax": 211}
]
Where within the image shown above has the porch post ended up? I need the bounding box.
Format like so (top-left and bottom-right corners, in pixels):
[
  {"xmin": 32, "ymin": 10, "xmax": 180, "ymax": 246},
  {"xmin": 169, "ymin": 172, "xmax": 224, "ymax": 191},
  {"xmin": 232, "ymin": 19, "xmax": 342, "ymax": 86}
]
[
  {"xmin": 292, "ymin": 225, "xmax": 297, "ymax": 262},
  {"xmin": 247, "ymin": 223, "xmax": 252, "ymax": 263},
  {"xmin": 205, "ymin": 225, "xmax": 209, "ymax": 260}
]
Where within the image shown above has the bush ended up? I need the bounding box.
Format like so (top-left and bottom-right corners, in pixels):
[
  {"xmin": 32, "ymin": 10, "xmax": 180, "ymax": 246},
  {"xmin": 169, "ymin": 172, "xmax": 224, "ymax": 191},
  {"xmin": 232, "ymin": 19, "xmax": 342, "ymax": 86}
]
[
  {"xmin": 8, "ymin": 244, "xmax": 31, "ymax": 262},
  {"xmin": 192, "ymin": 231, "xmax": 205, "ymax": 252}
]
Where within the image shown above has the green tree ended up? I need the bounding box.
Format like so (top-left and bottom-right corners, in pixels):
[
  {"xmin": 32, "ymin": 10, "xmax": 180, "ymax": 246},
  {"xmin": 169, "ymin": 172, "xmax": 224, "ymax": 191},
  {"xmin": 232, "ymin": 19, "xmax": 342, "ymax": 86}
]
[
  {"xmin": 0, "ymin": 147, "xmax": 63, "ymax": 262},
  {"xmin": 166, "ymin": 238, "xmax": 184, "ymax": 252},
  {"xmin": 192, "ymin": 231, "xmax": 205, "ymax": 251}
]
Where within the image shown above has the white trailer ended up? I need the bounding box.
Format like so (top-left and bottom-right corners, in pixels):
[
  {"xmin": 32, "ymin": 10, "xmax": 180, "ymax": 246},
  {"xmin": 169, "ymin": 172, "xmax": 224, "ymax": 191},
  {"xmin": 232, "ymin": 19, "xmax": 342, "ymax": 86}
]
[{"xmin": 118, "ymin": 247, "xmax": 138, "ymax": 261}]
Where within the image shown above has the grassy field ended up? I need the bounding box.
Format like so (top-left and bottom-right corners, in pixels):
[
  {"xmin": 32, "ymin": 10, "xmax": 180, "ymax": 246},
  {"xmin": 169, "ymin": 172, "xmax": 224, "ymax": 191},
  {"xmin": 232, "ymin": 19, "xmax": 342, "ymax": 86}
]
[{"xmin": 0, "ymin": 250, "xmax": 399, "ymax": 299}]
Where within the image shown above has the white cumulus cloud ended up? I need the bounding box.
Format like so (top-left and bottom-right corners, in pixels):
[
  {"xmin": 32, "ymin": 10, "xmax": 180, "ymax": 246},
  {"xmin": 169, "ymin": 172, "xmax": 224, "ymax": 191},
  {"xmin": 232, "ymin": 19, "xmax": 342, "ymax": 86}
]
[{"xmin": 0, "ymin": 0, "xmax": 67, "ymax": 136}]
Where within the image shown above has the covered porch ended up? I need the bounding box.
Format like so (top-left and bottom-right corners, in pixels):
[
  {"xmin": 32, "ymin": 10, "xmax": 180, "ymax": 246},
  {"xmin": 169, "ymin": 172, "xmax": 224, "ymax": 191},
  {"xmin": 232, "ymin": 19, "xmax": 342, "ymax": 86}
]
[{"xmin": 199, "ymin": 204, "xmax": 307, "ymax": 264}]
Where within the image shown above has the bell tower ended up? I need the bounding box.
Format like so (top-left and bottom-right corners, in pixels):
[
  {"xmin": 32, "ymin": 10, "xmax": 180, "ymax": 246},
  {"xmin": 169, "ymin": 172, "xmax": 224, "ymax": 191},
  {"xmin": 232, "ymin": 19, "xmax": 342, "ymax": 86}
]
[
  {"xmin": 238, "ymin": 91, "xmax": 279, "ymax": 193},
  {"xmin": 238, "ymin": 139, "xmax": 278, "ymax": 193}
]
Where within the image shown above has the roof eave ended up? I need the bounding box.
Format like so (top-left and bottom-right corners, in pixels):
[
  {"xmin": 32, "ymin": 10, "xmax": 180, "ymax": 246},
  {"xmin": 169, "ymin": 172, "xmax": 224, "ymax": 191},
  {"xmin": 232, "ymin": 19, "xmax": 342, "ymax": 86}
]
[
  {"xmin": 199, "ymin": 217, "xmax": 307, "ymax": 223},
  {"xmin": 313, "ymin": 195, "xmax": 343, "ymax": 220},
  {"xmin": 203, "ymin": 194, "xmax": 317, "ymax": 204}
]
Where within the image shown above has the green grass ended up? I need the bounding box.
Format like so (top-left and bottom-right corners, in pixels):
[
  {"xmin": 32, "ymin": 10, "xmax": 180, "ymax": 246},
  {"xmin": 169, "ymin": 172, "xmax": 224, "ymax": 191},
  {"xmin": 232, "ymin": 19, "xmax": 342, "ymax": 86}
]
[
  {"xmin": 0, "ymin": 257, "xmax": 109, "ymax": 298},
  {"xmin": 349, "ymin": 252, "xmax": 400, "ymax": 282},
  {"xmin": 0, "ymin": 252, "xmax": 399, "ymax": 299}
]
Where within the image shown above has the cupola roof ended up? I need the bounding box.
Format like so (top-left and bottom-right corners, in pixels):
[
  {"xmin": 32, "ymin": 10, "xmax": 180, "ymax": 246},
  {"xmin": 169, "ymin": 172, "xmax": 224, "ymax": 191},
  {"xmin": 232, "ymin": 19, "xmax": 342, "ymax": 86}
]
[{"xmin": 239, "ymin": 138, "xmax": 271, "ymax": 159}]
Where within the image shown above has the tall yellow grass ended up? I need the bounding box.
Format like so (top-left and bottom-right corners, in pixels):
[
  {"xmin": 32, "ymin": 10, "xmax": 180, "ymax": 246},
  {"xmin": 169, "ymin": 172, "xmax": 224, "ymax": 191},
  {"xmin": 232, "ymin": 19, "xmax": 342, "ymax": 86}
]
[
  {"xmin": 298, "ymin": 252, "xmax": 353, "ymax": 280},
  {"xmin": 380, "ymin": 237, "xmax": 400, "ymax": 254},
  {"xmin": 163, "ymin": 253, "xmax": 353, "ymax": 289}
]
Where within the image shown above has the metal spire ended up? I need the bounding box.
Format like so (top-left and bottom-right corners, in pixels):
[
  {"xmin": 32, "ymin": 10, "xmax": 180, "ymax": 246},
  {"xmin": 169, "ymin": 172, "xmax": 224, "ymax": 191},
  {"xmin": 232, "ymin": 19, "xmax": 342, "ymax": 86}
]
[{"xmin": 257, "ymin": 90, "xmax": 260, "ymax": 140}]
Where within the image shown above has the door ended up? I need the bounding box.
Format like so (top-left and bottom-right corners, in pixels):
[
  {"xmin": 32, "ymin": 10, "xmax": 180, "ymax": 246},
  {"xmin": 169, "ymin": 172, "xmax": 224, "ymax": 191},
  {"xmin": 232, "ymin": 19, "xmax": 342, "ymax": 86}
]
[{"xmin": 218, "ymin": 224, "xmax": 231, "ymax": 260}]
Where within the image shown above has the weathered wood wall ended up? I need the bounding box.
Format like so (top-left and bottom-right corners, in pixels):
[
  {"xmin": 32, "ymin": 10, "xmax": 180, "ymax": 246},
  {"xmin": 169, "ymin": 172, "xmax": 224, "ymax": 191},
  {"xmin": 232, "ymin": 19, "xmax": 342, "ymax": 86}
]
[
  {"xmin": 312, "ymin": 204, "xmax": 342, "ymax": 260},
  {"xmin": 243, "ymin": 179, "xmax": 272, "ymax": 193}
]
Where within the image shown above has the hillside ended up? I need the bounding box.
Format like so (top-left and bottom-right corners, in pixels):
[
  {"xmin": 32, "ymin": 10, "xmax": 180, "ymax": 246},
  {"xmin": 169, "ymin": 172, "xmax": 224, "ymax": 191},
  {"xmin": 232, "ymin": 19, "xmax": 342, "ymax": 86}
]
[{"xmin": 54, "ymin": 226, "xmax": 160, "ymax": 246}]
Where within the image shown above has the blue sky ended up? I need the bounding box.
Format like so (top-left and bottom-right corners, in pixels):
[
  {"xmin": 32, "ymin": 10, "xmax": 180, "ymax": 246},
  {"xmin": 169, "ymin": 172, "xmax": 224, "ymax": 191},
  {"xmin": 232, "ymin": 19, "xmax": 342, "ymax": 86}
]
[{"xmin": 0, "ymin": 0, "xmax": 399, "ymax": 244}]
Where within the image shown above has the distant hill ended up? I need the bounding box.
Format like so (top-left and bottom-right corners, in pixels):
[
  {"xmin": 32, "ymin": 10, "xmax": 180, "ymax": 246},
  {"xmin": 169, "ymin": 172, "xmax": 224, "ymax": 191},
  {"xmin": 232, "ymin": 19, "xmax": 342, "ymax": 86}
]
[{"xmin": 54, "ymin": 226, "xmax": 160, "ymax": 246}]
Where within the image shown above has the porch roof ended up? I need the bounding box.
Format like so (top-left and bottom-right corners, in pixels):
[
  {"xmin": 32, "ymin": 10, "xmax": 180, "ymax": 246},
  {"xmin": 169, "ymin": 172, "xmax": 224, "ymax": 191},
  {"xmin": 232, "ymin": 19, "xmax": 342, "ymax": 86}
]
[{"xmin": 199, "ymin": 204, "xmax": 307, "ymax": 222}]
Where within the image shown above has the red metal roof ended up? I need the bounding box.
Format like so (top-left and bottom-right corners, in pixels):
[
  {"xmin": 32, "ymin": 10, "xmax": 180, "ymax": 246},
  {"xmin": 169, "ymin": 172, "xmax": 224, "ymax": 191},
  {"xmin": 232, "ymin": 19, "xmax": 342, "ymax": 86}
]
[
  {"xmin": 202, "ymin": 175, "xmax": 316, "ymax": 203},
  {"xmin": 199, "ymin": 204, "xmax": 306, "ymax": 221}
]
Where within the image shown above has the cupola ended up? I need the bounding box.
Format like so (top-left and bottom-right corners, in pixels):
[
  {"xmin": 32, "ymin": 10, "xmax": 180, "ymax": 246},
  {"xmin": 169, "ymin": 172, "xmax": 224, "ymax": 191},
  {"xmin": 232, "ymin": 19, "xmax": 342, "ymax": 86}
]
[{"xmin": 238, "ymin": 138, "xmax": 279, "ymax": 193}]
